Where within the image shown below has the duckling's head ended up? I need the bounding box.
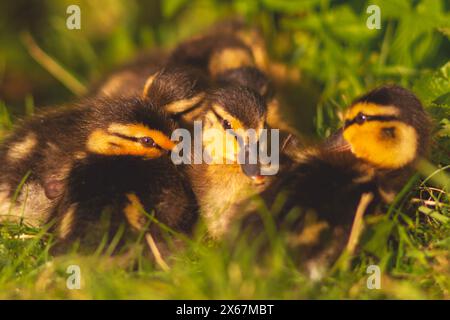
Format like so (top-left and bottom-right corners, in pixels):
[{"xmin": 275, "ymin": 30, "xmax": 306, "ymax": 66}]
[
  {"xmin": 86, "ymin": 98, "xmax": 177, "ymax": 159},
  {"xmin": 216, "ymin": 66, "xmax": 274, "ymax": 102},
  {"xmin": 201, "ymin": 85, "xmax": 267, "ymax": 180},
  {"xmin": 341, "ymin": 85, "xmax": 430, "ymax": 170},
  {"xmin": 142, "ymin": 66, "xmax": 207, "ymax": 115}
]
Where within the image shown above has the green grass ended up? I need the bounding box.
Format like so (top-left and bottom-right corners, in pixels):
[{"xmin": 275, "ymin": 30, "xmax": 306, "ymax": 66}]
[{"xmin": 0, "ymin": 0, "xmax": 449, "ymax": 299}]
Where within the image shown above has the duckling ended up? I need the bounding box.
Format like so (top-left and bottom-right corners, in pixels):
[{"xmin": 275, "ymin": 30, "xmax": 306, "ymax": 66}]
[
  {"xmin": 164, "ymin": 31, "xmax": 285, "ymax": 239},
  {"xmin": 183, "ymin": 84, "xmax": 272, "ymax": 239},
  {"xmin": 0, "ymin": 70, "xmax": 201, "ymax": 252},
  {"xmin": 49, "ymin": 97, "xmax": 197, "ymax": 253},
  {"xmin": 241, "ymin": 85, "xmax": 431, "ymax": 275}
]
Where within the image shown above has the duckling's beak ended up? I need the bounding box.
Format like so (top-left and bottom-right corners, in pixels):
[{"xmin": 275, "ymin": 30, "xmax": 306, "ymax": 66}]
[
  {"xmin": 323, "ymin": 128, "xmax": 352, "ymax": 153},
  {"xmin": 240, "ymin": 144, "xmax": 266, "ymax": 185}
]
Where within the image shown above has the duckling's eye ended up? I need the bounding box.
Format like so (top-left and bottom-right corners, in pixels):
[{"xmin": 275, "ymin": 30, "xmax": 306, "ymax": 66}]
[
  {"xmin": 355, "ymin": 112, "xmax": 367, "ymax": 125},
  {"xmin": 222, "ymin": 119, "xmax": 232, "ymax": 130},
  {"xmin": 139, "ymin": 136, "xmax": 157, "ymax": 148}
]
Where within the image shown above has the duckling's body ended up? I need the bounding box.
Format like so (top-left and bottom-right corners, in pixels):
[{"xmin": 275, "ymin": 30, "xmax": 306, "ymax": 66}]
[
  {"xmin": 53, "ymin": 146, "xmax": 196, "ymax": 253},
  {"xmin": 169, "ymin": 32, "xmax": 254, "ymax": 78},
  {"xmin": 91, "ymin": 50, "xmax": 168, "ymax": 98},
  {"xmin": 0, "ymin": 106, "xmax": 89, "ymax": 226}
]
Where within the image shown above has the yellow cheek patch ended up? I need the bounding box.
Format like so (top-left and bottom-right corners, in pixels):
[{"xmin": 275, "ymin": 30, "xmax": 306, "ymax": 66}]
[
  {"xmin": 208, "ymin": 48, "xmax": 254, "ymax": 77},
  {"xmin": 345, "ymin": 103, "xmax": 400, "ymax": 121},
  {"xmin": 204, "ymin": 108, "xmax": 265, "ymax": 164},
  {"xmin": 203, "ymin": 121, "xmax": 234, "ymax": 164},
  {"xmin": 343, "ymin": 121, "xmax": 418, "ymax": 169},
  {"xmin": 87, "ymin": 129, "xmax": 164, "ymax": 159},
  {"xmin": 124, "ymin": 193, "xmax": 145, "ymax": 230}
]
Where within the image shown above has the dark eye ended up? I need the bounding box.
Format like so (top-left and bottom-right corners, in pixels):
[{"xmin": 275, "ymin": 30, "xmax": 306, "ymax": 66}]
[
  {"xmin": 139, "ymin": 136, "xmax": 156, "ymax": 147},
  {"xmin": 222, "ymin": 119, "xmax": 232, "ymax": 130},
  {"xmin": 355, "ymin": 112, "xmax": 367, "ymax": 125}
]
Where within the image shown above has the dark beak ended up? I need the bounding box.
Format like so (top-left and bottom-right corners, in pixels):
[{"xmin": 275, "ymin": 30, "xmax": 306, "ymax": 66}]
[
  {"xmin": 240, "ymin": 144, "xmax": 265, "ymax": 185},
  {"xmin": 322, "ymin": 128, "xmax": 351, "ymax": 153}
]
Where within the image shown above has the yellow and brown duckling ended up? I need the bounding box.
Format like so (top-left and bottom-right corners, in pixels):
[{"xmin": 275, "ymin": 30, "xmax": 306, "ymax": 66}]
[
  {"xmin": 184, "ymin": 84, "xmax": 272, "ymax": 239},
  {"xmin": 50, "ymin": 97, "xmax": 197, "ymax": 253},
  {"xmin": 0, "ymin": 70, "xmax": 202, "ymax": 253},
  {"xmin": 167, "ymin": 32, "xmax": 290, "ymax": 239},
  {"xmin": 242, "ymin": 85, "xmax": 431, "ymax": 275}
]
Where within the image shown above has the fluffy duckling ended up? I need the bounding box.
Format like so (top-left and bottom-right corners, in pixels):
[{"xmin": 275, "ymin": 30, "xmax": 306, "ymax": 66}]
[
  {"xmin": 243, "ymin": 85, "xmax": 431, "ymax": 275},
  {"xmin": 166, "ymin": 30, "xmax": 285, "ymax": 238},
  {"xmin": 50, "ymin": 97, "xmax": 197, "ymax": 252},
  {"xmin": 0, "ymin": 70, "xmax": 201, "ymax": 252},
  {"xmin": 183, "ymin": 84, "xmax": 272, "ymax": 239}
]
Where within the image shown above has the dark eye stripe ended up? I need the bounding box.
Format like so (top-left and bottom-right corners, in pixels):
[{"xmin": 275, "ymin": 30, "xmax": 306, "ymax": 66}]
[
  {"xmin": 344, "ymin": 113, "xmax": 398, "ymax": 128},
  {"xmin": 211, "ymin": 108, "xmax": 223, "ymax": 122},
  {"xmin": 111, "ymin": 132, "xmax": 161, "ymax": 149},
  {"xmin": 212, "ymin": 108, "xmax": 233, "ymax": 130}
]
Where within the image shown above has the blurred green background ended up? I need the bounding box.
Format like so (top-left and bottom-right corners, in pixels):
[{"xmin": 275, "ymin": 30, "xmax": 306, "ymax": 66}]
[{"xmin": 0, "ymin": 0, "xmax": 449, "ymax": 299}]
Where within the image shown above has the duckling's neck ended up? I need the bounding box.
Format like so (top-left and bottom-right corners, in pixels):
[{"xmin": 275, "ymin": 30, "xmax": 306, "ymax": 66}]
[{"xmin": 188, "ymin": 162, "xmax": 265, "ymax": 238}]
